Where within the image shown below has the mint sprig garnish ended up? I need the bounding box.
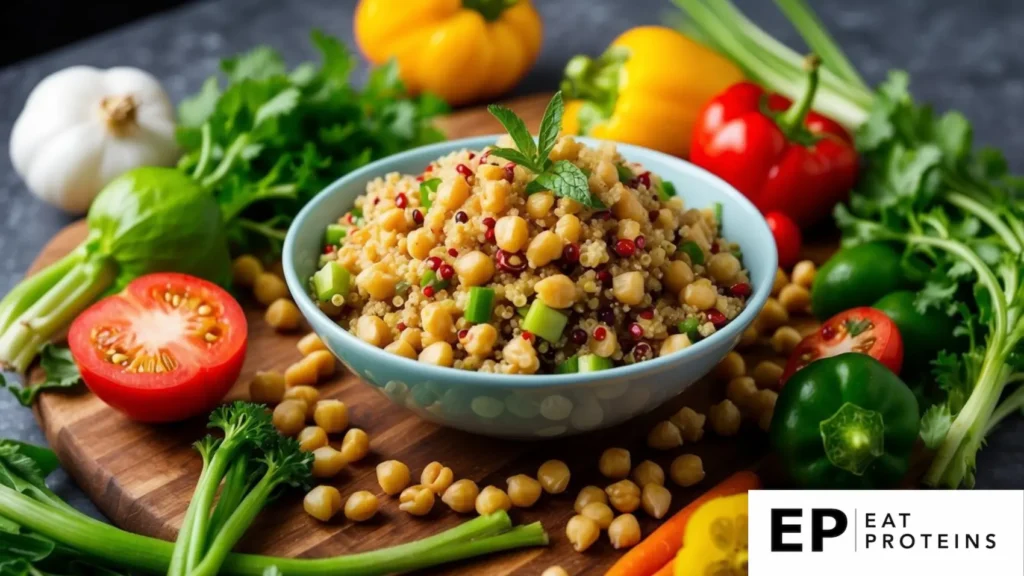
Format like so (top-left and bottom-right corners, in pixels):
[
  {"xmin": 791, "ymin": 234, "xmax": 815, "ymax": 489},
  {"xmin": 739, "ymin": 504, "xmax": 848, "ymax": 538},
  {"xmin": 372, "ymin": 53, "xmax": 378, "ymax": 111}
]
[{"xmin": 487, "ymin": 91, "xmax": 604, "ymax": 209}]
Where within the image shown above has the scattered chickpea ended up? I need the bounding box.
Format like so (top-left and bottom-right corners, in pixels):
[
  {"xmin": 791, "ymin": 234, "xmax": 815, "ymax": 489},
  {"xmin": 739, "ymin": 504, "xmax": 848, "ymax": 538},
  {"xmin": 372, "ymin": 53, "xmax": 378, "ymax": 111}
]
[
  {"xmin": 574, "ymin": 486, "xmax": 608, "ymax": 513},
  {"xmin": 632, "ymin": 460, "xmax": 665, "ymax": 487},
  {"xmin": 537, "ymin": 460, "xmax": 571, "ymax": 494},
  {"xmin": 303, "ymin": 485, "xmax": 342, "ymax": 522},
  {"xmin": 669, "ymin": 406, "xmax": 706, "ymax": 443},
  {"xmin": 284, "ymin": 358, "xmax": 319, "ymax": 389},
  {"xmin": 791, "ymin": 260, "xmax": 817, "ymax": 288},
  {"xmin": 306, "ymin": 350, "xmax": 336, "ymax": 378},
  {"xmin": 580, "ymin": 501, "xmax": 614, "ymax": 529},
  {"xmin": 419, "ymin": 341, "xmax": 454, "ymax": 367},
  {"xmin": 726, "ymin": 376, "xmax": 759, "ymax": 411},
  {"xmin": 463, "ymin": 324, "xmax": 498, "ymax": 357},
  {"xmin": 421, "ymin": 461, "xmax": 455, "ymax": 494},
  {"xmin": 249, "ymin": 371, "xmax": 285, "ymax": 405},
  {"xmin": 771, "ymin": 326, "xmax": 803, "ymax": 355},
  {"xmin": 683, "ymin": 279, "xmax": 718, "ymax": 310},
  {"xmin": 598, "ymin": 448, "xmax": 631, "ymax": 479},
  {"xmin": 714, "ymin": 351, "xmax": 746, "ymax": 381},
  {"xmin": 385, "ymin": 339, "xmax": 417, "ymax": 359},
  {"xmin": 399, "ymin": 484, "xmax": 435, "ymax": 516},
  {"xmin": 709, "ymin": 399, "xmax": 742, "ymax": 437},
  {"xmin": 475, "ymin": 485, "xmax": 513, "ymax": 515},
  {"xmin": 759, "ymin": 408, "xmax": 775, "ymax": 432},
  {"xmin": 356, "ymin": 315, "xmax": 392, "ymax": 348},
  {"xmin": 555, "ymin": 214, "xmax": 582, "ymax": 243},
  {"xmin": 283, "ymin": 386, "xmax": 319, "ymax": 417},
  {"xmin": 526, "ymin": 231, "xmax": 563, "ymax": 268},
  {"xmin": 272, "ymin": 400, "xmax": 307, "ymax": 436},
  {"xmin": 738, "ymin": 325, "xmax": 759, "ymax": 348},
  {"xmin": 297, "ymin": 426, "xmax": 328, "ymax": 452},
  {"xmin": 344, "ymin": 490, "xmax": 379, "ymax": 522},
  {"xmin": 707, "ymin": 252, "xmax": 741, "ymax": 284},
  {"xmin": 608, "ymin": 514, "xmax": 641, "ymax": 549},
  {"xmin": 442, "ymin": 479, "xmax": 480, "ymax": 513},
  {"xmin": 311, "ymin": 446, "xmax": 346, "ymax": 478},
  {"xmin": 297, "ymin": 332, "xmax": 327, "ymax": 356},
  {"xmin": 265, "ymin": 299, "xmax": 301, "ymax": 331},
  {"xmin": 494, "ymin": 215, "xmax": 529, "ymax": 253},
  {"xmin": 566, "ymin": 514, "xmax": 601, "ymax": 553},
  {"xmin": 453, "ymin": 250, "xmax": 495, "ymax": 287},
  {"xmin": 313, "ymin": 399, "xmax": 348, "ymax": 433},
  {"xmin": 340, "ymin": 428, "xmax": 370, "ymax": 463},
  {"xmin": 750, "ymin": 389, "xmax": 778, "ymax": 422},
  {"xmin": 542, "ymin": 567, "xmax": 570, "ymax": 576},
  {"xmin": 755, "ymin": 298, "xmax": 789, "ymax": 332},
  {"xmin": 641, "ymin": 484, "xmax": 672, "ymax": 519},
  {"xmin": 253, "ymin": 273, "xmax": 289, "ymax": 306},
  {"xmin": 526, "ymin": 192, "xmax": 555, "ymax": 219},
  {"xmin": 663, "ymin": 260, "xmax": 695, "ymax": 294},
  {"xmin": 779, "ymin": 283, "xmax": 811, "ymax": 314},
  {"xmin": 232, "ymin": 255, "xmax": 263, "ymax": 288},
  {"xmin": 771, "ymin": 268, "xmax": 788, "ymax": 296},
  {"xmin": 605, "ymin": 480, "xmax": 641, "ymax": 513},
  {"xmin": 752, "ymin": 360, "xmax": 785, "ymax": 390},
  {"xmin": 659, "ymin": 333, "xmax": 692, "ymax": 357},
  {"xmin": 376, "ymin": 460, "xmax": 411, "ymax": 495},
  {"xmin": 506, "ymin": 474, "xmax": 543, "ymax": 508},
  {"xmin": 612, "ymin": 271, "xmax": 645, "ymax": 306},
  {"xmin": 646, "ymin": 420, "xmax": 683, "ymax": 450},
  {"xmin": 535, "ymin": 274, "xmax": 578, "ymax": 309},
  {"xmin": 670, "ymin": 454, "xmax": 706, "ymax": 487}
]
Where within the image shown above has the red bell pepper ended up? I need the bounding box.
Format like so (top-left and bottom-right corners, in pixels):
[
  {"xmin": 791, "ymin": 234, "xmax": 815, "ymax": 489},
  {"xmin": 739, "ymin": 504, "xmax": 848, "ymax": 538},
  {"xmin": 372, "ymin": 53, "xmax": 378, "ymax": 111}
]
[{"xmin": 690, "ymin": 56, "xmax": 858, "ymax": 228}]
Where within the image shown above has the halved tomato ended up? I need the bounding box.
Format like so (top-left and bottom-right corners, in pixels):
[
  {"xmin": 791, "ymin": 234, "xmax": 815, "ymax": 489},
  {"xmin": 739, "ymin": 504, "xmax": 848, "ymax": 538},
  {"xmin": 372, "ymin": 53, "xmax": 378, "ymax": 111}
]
[
  {"xmin": 781, "ymin": 307, "xmax": 903, "ymax": 384},
  {"xmin": 68, "ymin": 273, "xmax": 247, "ymax": 422}
]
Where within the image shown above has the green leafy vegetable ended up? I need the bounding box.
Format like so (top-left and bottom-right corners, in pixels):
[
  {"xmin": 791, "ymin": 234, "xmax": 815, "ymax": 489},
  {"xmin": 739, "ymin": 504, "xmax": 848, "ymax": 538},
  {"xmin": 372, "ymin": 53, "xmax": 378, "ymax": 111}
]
[
  {"xmin": 1, "ymin": 343, "xmax": 82, "ymax": 406},
  {"xmin": 526, "ymin": 161, "xmax": 605, "ymax": 208}
]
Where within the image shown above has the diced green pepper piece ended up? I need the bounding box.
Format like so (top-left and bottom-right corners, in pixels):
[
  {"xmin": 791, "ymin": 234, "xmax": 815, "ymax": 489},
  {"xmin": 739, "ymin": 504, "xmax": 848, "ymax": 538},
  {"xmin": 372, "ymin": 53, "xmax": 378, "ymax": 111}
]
[
  {"xmin": 522, "ymin": 300, "xmax": 568, "ymax": 343},
  {"xmin": 677, "ymin": 317, "xmax": 701, "ymax": 342},
  {"xmin": 419, "ymin": 269, "xmax": 449, "ymax": 291},
  {"xmin": 324, "ymin": 224, "xmax": 347, "ymax": 246},
  {"xmin": 678, "ymin": 241, "xmax": 705, "ymax": 266},
  {"xmin": 578, "ymin": 354, "xmax": 613, "ymax": 372},
  {"xmin": 616, "ymin": 163, "xmax": 633, "ymax": 183},
  {"xmin": 658, "ymin": 180, "xmax": 677, "ymax": 200},
  {"xmin": 555, "ymin": 355, "xmax": 579, "ymax": 374},
  {"xmin": 420, "ymin": 178, "xmax": 442, "ymax": 208},
  {"xmin": 516, "ymin": 306, "xmax": 529, "ymax": 319},
  {"xmin": 465, "ymin": 287, "xmax": 495, "ymax": 323},
  {"xmin": 313, "ymin": 261, "xmax": 350, "ymax": 302}
]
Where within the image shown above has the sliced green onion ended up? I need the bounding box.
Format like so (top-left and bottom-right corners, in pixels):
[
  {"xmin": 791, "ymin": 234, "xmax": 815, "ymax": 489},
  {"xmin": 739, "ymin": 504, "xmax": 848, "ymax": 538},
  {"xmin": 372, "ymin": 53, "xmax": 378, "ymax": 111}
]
[
  {"xmin": 522, "ymin": 300, "xmax": 568, "ymax": 343},
  {"xmin": 313, "ymin": 262, "xmax": 350, "ymax": 302},
  {"xmin": 555, "ymin": 355, "xmax": 579, "ymax": 374},
  {"xmin": 420, "ymin": 178, "xmax": 442, "ymax": 208},
  {"xmin": 578, "ymin": 354, "xmax": 614, "ymax": 372},
  {"xmin": 465, "ymin": 287, "xmax": 495, "ymax": 323},
  {"xmin": 678, "ymin": 241, "xmax": 705, "ymax": 266}
]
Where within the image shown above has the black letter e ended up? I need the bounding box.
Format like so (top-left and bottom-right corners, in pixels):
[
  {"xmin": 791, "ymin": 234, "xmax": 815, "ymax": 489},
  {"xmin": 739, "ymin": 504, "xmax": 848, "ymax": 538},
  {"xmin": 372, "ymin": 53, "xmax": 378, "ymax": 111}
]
[{"xmin": 771, "ymin": 509, "xmax": 803, "ymax": 552}]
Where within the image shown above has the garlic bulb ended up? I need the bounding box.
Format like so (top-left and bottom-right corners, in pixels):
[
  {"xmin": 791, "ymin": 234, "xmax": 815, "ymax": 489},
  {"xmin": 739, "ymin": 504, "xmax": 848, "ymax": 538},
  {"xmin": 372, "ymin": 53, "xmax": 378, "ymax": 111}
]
[{"xmin": 9, "ymin": 66, "xmax": 179, "ymax": 213}]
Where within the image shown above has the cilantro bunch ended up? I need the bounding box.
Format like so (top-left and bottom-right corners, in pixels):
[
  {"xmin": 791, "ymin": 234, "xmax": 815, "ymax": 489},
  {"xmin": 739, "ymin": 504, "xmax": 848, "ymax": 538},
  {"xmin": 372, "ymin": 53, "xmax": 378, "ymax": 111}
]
[{"xmin": 176, "ymin": 31, "xmax": 448, "ymax": 255}]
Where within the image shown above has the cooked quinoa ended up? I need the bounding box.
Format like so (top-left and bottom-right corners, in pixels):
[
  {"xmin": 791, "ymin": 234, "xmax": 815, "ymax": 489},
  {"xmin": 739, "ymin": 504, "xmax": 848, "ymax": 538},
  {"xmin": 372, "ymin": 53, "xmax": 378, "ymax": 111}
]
[{"xmin": 309, "ymin": 136, "xmax": 751, "ymax": 375}]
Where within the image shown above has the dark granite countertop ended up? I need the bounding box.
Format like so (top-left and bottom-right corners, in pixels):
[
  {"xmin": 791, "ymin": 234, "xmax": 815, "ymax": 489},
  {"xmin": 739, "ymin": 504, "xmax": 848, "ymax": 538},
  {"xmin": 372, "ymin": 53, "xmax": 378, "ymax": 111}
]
[{"xmin": 1, "ymin": 0, "xmax": 1021, "ymax": 520}]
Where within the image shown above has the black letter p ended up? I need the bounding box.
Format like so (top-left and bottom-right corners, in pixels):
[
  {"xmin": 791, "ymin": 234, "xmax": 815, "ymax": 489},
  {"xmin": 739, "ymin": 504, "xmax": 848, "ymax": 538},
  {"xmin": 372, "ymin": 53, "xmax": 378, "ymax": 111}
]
[{"xmin": 811, "ymin": 509, "xmax": 848, "ymax": 552}]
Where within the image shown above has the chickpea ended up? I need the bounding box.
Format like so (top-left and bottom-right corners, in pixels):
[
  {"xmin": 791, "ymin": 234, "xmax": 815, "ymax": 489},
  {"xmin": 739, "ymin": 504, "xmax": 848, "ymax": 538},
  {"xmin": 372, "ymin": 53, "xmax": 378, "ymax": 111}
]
[
  {"xmin": 313, "ymin": 400, "xmax": 348, "ymax": 433},
  {"xmin": 655, "ymin": 208, "xmax": 677, "ymax": 231},
  {"xmin": 549, "ymin": 136, "xmax": 582, "ymax": 161},
  {"xmin": 771, "ymin": 268, "xmax": 789, "ymax": 296},
  {"xmin": 306, "ymin": 350, "xmax": 336, "ymax": 378},
  {"xmin": 356, "ymin": 267, "xmax": 397, "ymax": 300},
  {"xmin": 232, "ymin": 255, "xmax": 263, "ymax": 288},
  {"xmin": 791, "ymin": 260, "xmax": 817, "ymax": 287},
  {"xmin": 641, "ymin": 484, "xmax": 672, "ymax": 519},
  {"xmin": 709, "ymin": 399, "xmax": 742, "ymax": 437},
  {"xmin": 617, "ymin": 219, "xmax": 642, "ymax": 241},
  {"xmin": 574, "ymin": 485, "xmax": 608, "ymax": 513},
  {"xmin": 419, "ymin": 341, "xmax": 454, "ymax": 367},
  {"xmin": 612, "ymin": 188, "xmax": 648, "ymax": 223},
  {"xmin": 605, "ymin": 480, "xmax": 641, "ymax": 513},
  {"xmin": 421, "ymin": 302, "xmax": 454, "ymax": 340},
  {"xmin": 738, "ymin": 325, "xmax": 759, "ymax": 348},
  {"xmin": 252, "ymin": 272, "xmax": 287, "ymax": 306},
  {"xmin": 670, "ymin": 406, "xmax": 706, "ymax": 443},
  {"xmin": 612, "ymin": 271, "xmax": 645, "ymax": 306},
  {"xmin": 340, "ymin": 428, "xmax": 370, "ymax": 463},
  {"xmin": 297, "ymin": 332, "xmax": 327, "ymax": 356},
  {"xmin": 537, "ymin": 460, "xmax": 571, "ymax": 494},
  {"xmin": 599, "ymin": 448, "xmax": 631, "ymax": 480},
  {"xmin": 376, "ymin": 460, "xmax": 411, "ymax": 495},
  {"xmin": 421, "ymin": 461, "xmax": 454, "ymax": 494},
  {"xmin": 356, "ymin": 315, "xmax": 392, "ymax": 348},
  {"xmin": 272, "ymin": 400, "xmax": 307, "ymax": 436},
  {"xmin": 284, "ymin": 357, "xmax": 318, "ymax": 389},
  {"xmin": 663, "ymin": 260, "xmax": 695, "ymax": 294},
  {"xmin": 726, "ymin": 376, "xmax": 759, "ymax": 411},
  {"xmin": 771, "ymin": 326, "xmax": 803, "ymax": 355},
  {"xmin": 682, "ymin": 278, "xmax": 718, "ymax": 311},
  {"xmin": 506, "ymin": 474, "xmax": 543, "ymax": 507},
  {"xmin": 535, "ymin": 274, "xmax": 577, "ymax": 309},
  {"xmin": 463, "ymin": 324, "xmax": 498, "ymax": 357},
  {"xmin": 502, "ymin": 337, "xmax": 539, "ymax": 374},
  {"xmin": 526, "ymin": 231, "xmax": 563, "ymax": 268},
  {"xmin": 632, "ymin": 460, "xmax": 665, "ymax": 487},
  {"xmin": 399, "ymin": 484, "xmax": 435, "ymax": 516},
  {"xmin": 284, "ymin": 386, "xmax": 319, "ymax": 417},
  {"xmin": 442, "ymin": 479, "xmax": 480, "ymax": 513},
  {"xmin": 436, "ymin": 176, "xmax": 470, "ymax": 210},
  {"xmin": 481, "ymin": 179, "xmax": 509, "ymax": 213},
  {"xmin": 403, "ymin": 228, "xmax": 432, "ymax": 260},
  {"xmin": 646, "ymin": 420, "xmax": 683, "ymax": 450},
  {"xmin": 751, "ymin": 389, "xmax": 778, "ymax": 431},
  {"xmin": 779, "ymin": 283, "xmax": 811, "ymax": 314},
  {"xmin": 311, "ymin": 446, "xmax": 346, "ymax": 478},
  {"xmin": 608, "ymin": 514, "xmax": 641, "ymax": 549},
  {"xmin": 399, "ymin": 327, "xmax": 423, "ymax": 350},
  {"xmin": 707, "ymin": 252, "xmax": 741, "ymax": 284},
  {"xmin": 344, "ymin": 490, "xmax": 379, "ymax": 522},
  {"xmin": 475, "ymin": 485, "xmax": 513, "ymax": 515},
  {"xmin": 555, "ymin": 214, "xmax": 582, "ymax": 243},
  {"xmin": 758, "ymin": 406, "xmax": 775, "ymax": 432},
  {"xmin": 385, "ymin": 339, "xmax": 417, "ymax": 359},
  {"xmin": 581, "ymin": 501, "xmax": 614, "ymax": 529},
  {"xmin": 670, "ymin": 454, "xmax": 705, "ymax": 487},
  {"xmin": 589, "ymin": 325, "xmax": 618, "ymax": 358},
  {"xmin": 297, "ymin": 426, "xmax": 328, "ymax": 452},
  {"xmin": 714, "ymin": 351, "xmax": 746, "ymax": 381},
  {"xmin": 249, "ymin": 371, "xmax": 285, "ymax": 405},
  {"xmin": 659, "ymin": 333, "xmax": 692, "ymax": 357},
  {"xmin": 752, "ymin": 360, "xmax": 785, "ymax": 390},
  {"xmin": 378, "ymin": 207, "xmax": 407, "ymax": 232},
  {"xmin": 594, "ymin": 160, "xmax": 619, "ymax": 189},
  {"xmin": 755, "ymin": 298, "xmax": 789, "ymax": 332},
  {"xmin": 542, "ymin": 567, "xmax": 570, "ymax": 576},
  {"xmin": 494, "ymin": 216, "xmax": 529, "ymax": 253},
  {"xmin": 526, "ymin": 192, "xmax": 555, "ymax": 219},
  {"xmin": 303, "ymin": 485, "xmax": 342, "ymax": 522},
  {"xmin": 566, "ymin": 514, "xmax": 601, "ymax": 552},
  {"xmin": 454, "ymin": 250, "xmax": 495, "ymax": 287}
]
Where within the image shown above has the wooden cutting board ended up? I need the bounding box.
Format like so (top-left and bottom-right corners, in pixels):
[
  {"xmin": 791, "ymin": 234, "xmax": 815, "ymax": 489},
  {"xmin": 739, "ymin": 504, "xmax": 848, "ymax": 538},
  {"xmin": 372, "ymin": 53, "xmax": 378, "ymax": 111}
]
[{"xmin": 25, "ymin": 94, "xmax": 828, "ymax": 575}]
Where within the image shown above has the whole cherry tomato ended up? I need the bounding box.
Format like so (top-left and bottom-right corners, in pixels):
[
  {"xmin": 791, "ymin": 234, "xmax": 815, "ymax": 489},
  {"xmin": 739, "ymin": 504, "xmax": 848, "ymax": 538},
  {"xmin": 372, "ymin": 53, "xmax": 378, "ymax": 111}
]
[{"xmin": 765, "ymin": 211, "xmax": 802, "ymax": 268}]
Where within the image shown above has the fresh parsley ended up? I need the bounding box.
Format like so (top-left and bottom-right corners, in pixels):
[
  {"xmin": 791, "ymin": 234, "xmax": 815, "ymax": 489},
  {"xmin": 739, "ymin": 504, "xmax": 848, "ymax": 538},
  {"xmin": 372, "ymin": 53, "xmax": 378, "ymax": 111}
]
[
  {"xmin": 487, "ymin": 92, "xmax": 604, "ymax": 209},
  {"xmin": 1, "ymin": 344, "xmax": 82, "ymax": 407}
]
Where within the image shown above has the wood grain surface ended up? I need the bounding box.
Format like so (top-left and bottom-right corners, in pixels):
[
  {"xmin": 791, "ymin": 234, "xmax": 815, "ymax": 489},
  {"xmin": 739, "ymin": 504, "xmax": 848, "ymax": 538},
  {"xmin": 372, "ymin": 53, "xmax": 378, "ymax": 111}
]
[{"xmin": 26, "ymin": 94, "xmax": 830, "ymax": 575}]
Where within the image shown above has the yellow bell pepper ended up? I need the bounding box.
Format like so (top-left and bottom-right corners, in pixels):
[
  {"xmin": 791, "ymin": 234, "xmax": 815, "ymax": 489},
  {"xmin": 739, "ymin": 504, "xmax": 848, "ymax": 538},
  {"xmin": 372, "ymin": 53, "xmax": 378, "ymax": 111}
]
[
  {"xmin": 561, "ymin": 26, "xmax": 744, "ymax": 158},
  {"xmin": 354, "ymin": 0, "xmax": 542, "ymax": 106},
  {"xmin": 674, "ymin": 493, "xmax": 749, "ymax": 576}
]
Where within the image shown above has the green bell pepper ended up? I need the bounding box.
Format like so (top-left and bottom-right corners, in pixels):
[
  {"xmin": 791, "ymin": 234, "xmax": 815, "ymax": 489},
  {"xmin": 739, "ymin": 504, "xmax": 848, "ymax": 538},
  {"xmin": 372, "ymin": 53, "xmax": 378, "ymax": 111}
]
[
  {"xmin": 770, "ymin": 353, "xmax": 919, "ymax": 488},
  {"xmin": 811, "ymin": 242, "xmax": 918, "ymax": 319},
  {"xmin": 872, "ymin": 290, "xmax": 961, "ymax": 372}
]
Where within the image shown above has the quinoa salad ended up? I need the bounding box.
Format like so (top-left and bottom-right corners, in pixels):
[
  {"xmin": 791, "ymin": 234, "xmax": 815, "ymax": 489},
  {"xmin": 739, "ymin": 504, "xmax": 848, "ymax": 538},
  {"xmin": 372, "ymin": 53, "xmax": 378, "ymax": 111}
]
[{"xmin": 308, "ymin": 135, "xmax": 751, "ymax": 375}]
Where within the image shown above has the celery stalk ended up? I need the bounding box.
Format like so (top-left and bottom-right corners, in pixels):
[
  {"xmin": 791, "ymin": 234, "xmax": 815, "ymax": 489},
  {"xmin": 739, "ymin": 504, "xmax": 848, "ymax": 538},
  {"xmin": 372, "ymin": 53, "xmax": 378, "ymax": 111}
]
[{"xmin": 774, "ymin": 0, "xmax": 870, "ymax": 92}]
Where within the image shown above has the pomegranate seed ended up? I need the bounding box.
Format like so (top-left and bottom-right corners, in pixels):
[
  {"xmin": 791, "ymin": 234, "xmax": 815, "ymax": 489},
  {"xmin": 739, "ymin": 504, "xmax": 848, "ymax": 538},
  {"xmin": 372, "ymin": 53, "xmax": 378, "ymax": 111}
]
[
  {"xmin": 480, "ymin": 149, "xmax": 491, "ymax": 164},
  {"xmin": 495, "ymin": 250, "xmax": 526, "ymax": 273},
  {"xmin": 423, "ymin": 286, "xmax": 435, "ymax": 298},
  {"xmin": 456, "ymin": 164, "xmax": 473, "ymax": 178},
  {"xmin": 635, "ymin": 235, "xmax": 646, "ymax": 250},
  {"xmin": 323, "ymin": 245, "xmax": 335, "ymax": 254},
  {"xmin": 467, "ymin": 152, "xmax": 476, "ymax": 160},
  {"xmin": 412, "ymin": 209, "xmax": 424, "ymax": 225},
  {"xmin": 373, "ymin": 198, "xmax": 380, "ymax": 206},
  {"xmin": 458, "ymin": 329, "xmax": 469, "ymax": 340},
  {"xmin": 593, "ymin": 326, "xmax": 608, "ymax": 341},
  {"xmin": 438, "ymin": 264, "xmax": 455, "ymax": 281},
  {"xmin": 395, "ymin": 193, "xmax": 408, "ymax": 209},
  {"xmin": 485, "ymin": 228, "xmax": 496, "ymax": 242},
  {"xmin": 482, "ymin": 217, "xmax": 496, "ymax": 228},
  {"xmin": 729, "ymin": 283, "xmax": 752, "ymax": 298},
  {"xmin": 629, "ymin": 323, "xmax": 644, "ymax": 339},
  {"xmin": 416, "ymin": 175, "xmax": 424, "ymax": 182},
  {"xmin": 597, "ymin": 270, "xmax": 612, "ymax": 285},
  {"xmin": 346, "ymin": 213, "xmax": 354, "ymax": 223},
  {"xmin": 503, "ymin": 162, "xmax": 516, "ymax": 183},
  {"xmin": 639, "ymin": 309, "xmax": 654, "ymax": 320},
  {"xmin": 710, "ymin": 243, "xmax": 720, "ymax": 254},
  {"xmin": 598, "ymin": 309, "xmax": 615, "ymax": 325},
  {"xmin": 426, "ymin": 256, "xmax": 442, "ymax": 271},
  {"xmin": 633, "ymin": 342, "xmax": 652, "ymax": 361},
  {"xmin": 397, "ymin": 322, "xmax": 407, "ymax": 332},
  {"xmin": 821, "ymin": 324, "xmax": 836, "ymax": 340},
  {"xmin": 522, "ymin": 331, "xmax": 533, "ymax": 341},
  {"xmin": 455, "ymin": 211, "xmax": 468, "ymax": 223},
  {"xmin": 596, "ymin": 210, "xmax": 612, "ymax": 220},
  {"xmin": 562, "ymin": 243, "xmax": 580, "ymax": 263},
  {"xmin": 615, "ymin": 238, "xmax": 636, "ymax": 257},
  {"xmin": 570, "ymin": 328, "xmax": 588, "ymax": 345},
  {"xmin": 648, "ymin": 210, "xmax": 661, "ymax": 222},
  {"xmin": 448, "ymin": 248, "xmax": 459, "ymax": 257},
  {"xmin": 706, "ymin": 309, "xmax": 727, "ymax": 328},
  {"xmin": 425, "ymin": 164, "xmax": 433, "ymax": 172}
]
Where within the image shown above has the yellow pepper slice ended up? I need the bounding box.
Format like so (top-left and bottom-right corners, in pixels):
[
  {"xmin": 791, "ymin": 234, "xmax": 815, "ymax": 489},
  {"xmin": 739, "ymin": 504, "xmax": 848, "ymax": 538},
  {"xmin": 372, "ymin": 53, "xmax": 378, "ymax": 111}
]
[
  {"xmin": 561, "ymin": 26, "xmax": 744, "ymax": 158},
  {"xmin": 354, "ymin": 0, "xmax": 542, "ymax": 106},
  {"xmin": 674, "ymin": 493, "xmax": 749, "ymax": 576}
]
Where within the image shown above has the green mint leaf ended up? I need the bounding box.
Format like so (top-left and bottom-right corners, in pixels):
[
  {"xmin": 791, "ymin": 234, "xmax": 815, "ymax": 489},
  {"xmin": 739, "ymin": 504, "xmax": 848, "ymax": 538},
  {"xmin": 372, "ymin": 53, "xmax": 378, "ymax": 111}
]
[
  {"xmin": 919, "ymin": 404, "xmax": 952, "ymax": 449},
  {"xmin": 487, "ymin": 147, "xmax": 539, "ymax": 172},
  {"xmin": 536, "ymin": 91, "xmax": 564, "ymax": 169},
  {"xmin": 420, "ymin": 178, "xmax": 442, "ymax": 208},
  {"xmin": 221, "ymin": 46, "xmax": 286, "ymax": 82},
  {"xmin": 933, "ymin": 111, "xmax": 972, "ymax": 166},
  {"xmin": 487, "ymin": 104, "xmax": 538, "ymax": 164},
  {"xmin": 178, "ymin": 77, "xmax": 221, "ymax": 128},
  {"xmin": 526, "ymin": 160, "xmax": 604, "ymax": 209},
  {"xmin": 311, "ymin": 30, "xmax": 355, "ymax": 86},
  {"xmin": 616, "ymin": 163, "xmax": 633, "ymax": 183},
  {"xmin": 253, "ymin": 88, "xmax": 300, "ymax": 128}
]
